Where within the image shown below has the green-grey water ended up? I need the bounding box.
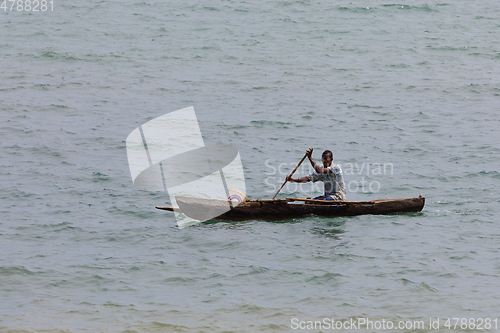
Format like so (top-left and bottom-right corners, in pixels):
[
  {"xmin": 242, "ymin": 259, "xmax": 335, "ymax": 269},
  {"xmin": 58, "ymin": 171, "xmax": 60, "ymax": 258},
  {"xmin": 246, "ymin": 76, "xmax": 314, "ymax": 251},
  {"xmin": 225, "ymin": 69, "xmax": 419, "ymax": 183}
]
[{"xmin": 1, "ymin": 1, "xmax": 500, "ymax": 332}]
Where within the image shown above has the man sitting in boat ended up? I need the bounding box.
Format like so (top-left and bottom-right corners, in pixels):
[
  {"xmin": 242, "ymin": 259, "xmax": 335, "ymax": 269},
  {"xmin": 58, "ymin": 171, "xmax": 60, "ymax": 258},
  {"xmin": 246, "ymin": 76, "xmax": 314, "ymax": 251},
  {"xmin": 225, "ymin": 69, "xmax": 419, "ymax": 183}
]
[{"xmin": 286, "ymin": 148, "xmax": 346, "ymax": 201}]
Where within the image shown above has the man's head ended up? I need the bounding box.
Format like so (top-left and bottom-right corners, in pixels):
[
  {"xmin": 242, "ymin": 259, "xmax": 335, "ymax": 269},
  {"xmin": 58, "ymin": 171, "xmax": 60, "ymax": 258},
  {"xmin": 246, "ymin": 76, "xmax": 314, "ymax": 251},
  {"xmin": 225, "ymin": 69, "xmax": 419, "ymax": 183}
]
[{"xmin": 322, "ymin": 150, "xmax": 333, "ymax": 167}]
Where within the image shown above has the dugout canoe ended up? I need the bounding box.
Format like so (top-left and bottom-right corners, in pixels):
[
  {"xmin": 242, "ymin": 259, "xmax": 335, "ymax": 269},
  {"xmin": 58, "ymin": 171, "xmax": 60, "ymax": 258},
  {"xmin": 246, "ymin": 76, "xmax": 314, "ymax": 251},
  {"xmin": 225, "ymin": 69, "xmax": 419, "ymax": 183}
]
[{"xmin": 155, "ymin": 195, "xmax": 425, "ymax": 221}]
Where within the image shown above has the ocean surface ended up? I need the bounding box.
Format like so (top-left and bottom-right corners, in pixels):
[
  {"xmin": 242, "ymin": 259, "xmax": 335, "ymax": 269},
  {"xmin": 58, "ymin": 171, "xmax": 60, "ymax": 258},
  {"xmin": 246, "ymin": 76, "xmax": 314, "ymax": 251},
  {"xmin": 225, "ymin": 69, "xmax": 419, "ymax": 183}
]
[{"xmin": 1, "ymin": 0, "xmax": 500, "ymax": 332}]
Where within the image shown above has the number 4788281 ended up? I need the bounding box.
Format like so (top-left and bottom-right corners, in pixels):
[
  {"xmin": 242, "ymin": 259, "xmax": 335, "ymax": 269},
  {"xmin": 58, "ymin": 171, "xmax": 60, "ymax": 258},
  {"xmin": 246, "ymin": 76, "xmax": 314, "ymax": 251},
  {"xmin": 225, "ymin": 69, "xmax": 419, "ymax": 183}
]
[{"xmin": 1, "ymin": 0, "xmax": 54, "ymax": 11}]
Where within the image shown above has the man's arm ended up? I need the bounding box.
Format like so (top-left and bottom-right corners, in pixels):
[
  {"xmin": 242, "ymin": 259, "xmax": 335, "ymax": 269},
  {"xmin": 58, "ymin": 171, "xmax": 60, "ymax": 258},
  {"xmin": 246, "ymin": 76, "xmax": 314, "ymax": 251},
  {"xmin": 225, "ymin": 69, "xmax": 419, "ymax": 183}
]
[
  {"xmin": 311, "ymin": 163, "xmax": 331, "ymax": 174},
  {"xmin": 286, "ymin": 175, "xmax": 309, "ymax": 183}
]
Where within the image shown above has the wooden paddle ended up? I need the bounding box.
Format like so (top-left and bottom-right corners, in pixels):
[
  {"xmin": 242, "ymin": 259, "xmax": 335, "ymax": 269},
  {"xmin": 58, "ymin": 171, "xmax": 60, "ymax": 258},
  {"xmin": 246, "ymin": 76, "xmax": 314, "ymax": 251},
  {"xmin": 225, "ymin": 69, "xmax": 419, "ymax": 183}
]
[{"xmin": 272, "ymin": 152, "xmax": 308, "ymax": 199}]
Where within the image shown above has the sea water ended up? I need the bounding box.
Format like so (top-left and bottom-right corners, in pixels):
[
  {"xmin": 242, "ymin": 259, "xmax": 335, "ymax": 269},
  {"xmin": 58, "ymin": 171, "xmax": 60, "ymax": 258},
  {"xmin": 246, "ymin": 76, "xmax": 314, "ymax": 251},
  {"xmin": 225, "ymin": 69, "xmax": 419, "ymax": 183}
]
[{"xmin": 1, "ymin": 0, "xmax": 500, "ymax": 331}]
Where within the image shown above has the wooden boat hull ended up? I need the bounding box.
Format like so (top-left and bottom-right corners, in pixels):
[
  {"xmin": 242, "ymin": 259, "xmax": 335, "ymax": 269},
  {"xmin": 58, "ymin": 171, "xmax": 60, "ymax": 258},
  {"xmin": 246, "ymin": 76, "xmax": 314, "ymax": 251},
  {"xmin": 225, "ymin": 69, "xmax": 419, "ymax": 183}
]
[{"xmin": 156, "ymin": 196, "xmax": 425, "ymax": 221}]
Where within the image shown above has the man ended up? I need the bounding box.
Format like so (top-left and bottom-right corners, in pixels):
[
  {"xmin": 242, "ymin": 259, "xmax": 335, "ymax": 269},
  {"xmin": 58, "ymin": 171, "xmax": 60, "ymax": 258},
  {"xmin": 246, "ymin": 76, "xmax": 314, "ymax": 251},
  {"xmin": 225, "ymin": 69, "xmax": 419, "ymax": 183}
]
[{"xmin": 286, "ymin": 148, "xmax": 346, "ymax": 201}]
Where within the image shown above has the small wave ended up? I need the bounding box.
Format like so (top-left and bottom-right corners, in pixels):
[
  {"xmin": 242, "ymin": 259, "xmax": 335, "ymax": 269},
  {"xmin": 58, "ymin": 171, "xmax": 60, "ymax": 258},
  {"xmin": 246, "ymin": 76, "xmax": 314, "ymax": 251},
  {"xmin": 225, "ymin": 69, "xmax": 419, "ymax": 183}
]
[
  {"xmin": 32, "ymin": 83, "xmax": 54, "ymax": 91},
  {"xmin": 337, "ymin": 6, "xmax": 373, "ymax": 13},
  {"xmin": 426, "ymin": 45, "xmax": 471, "ymax": 52},
  {"xmin": 163, "ymin": 276, "xmax": 200, "ymax": 283},
  {"xmin": 92, "ymin": 171, "xmax": 110, "ymax": 182},
  {"xmin": 246, "ymin": 266, "xmax": 269, "ymax": 275},
  {"xmin": 107, "ymin": 206, "xmax": 159, "ymax": 219},
  {"xmin": 306, "ymin": 272, "xmax": 342, "ymax": 284},
  {"xmin": 386, "ymin": 63, "xmax": 411, "ymax": 68},
  {"xmin": 250, "ymin": 120, "xmax": 293, "ymax": 128},
  {"xmin": 310, "ymin": 226, "xmax": 344, "ymax": 238},
  {"xmin": 0, "ymin": 265, "xmax": 36, "ymax": 276},
  {"xmin": 201, "ymin": 6, "xmax": 221, "ymax": 11},
  {"xmin": 347, "ymin": 104, "xmax": 384, "ymax": 109},
  {"xmin": 133, "ymin": 1, "xmax": 151, "ymax": 6},
  {"xmin": 0, "ymin": 86, "xmax": 24, "ymax": 92},
  {"xmin": 381, "ymin": 4, "xmax": 439, "ymax": 12},
  {"xmin": 454, "ymin": 171, "xmax": 500, "ymax": 179},
  {"xmin": 39, "ymin": 51, "xmax": 80, "ymax": 61}
]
